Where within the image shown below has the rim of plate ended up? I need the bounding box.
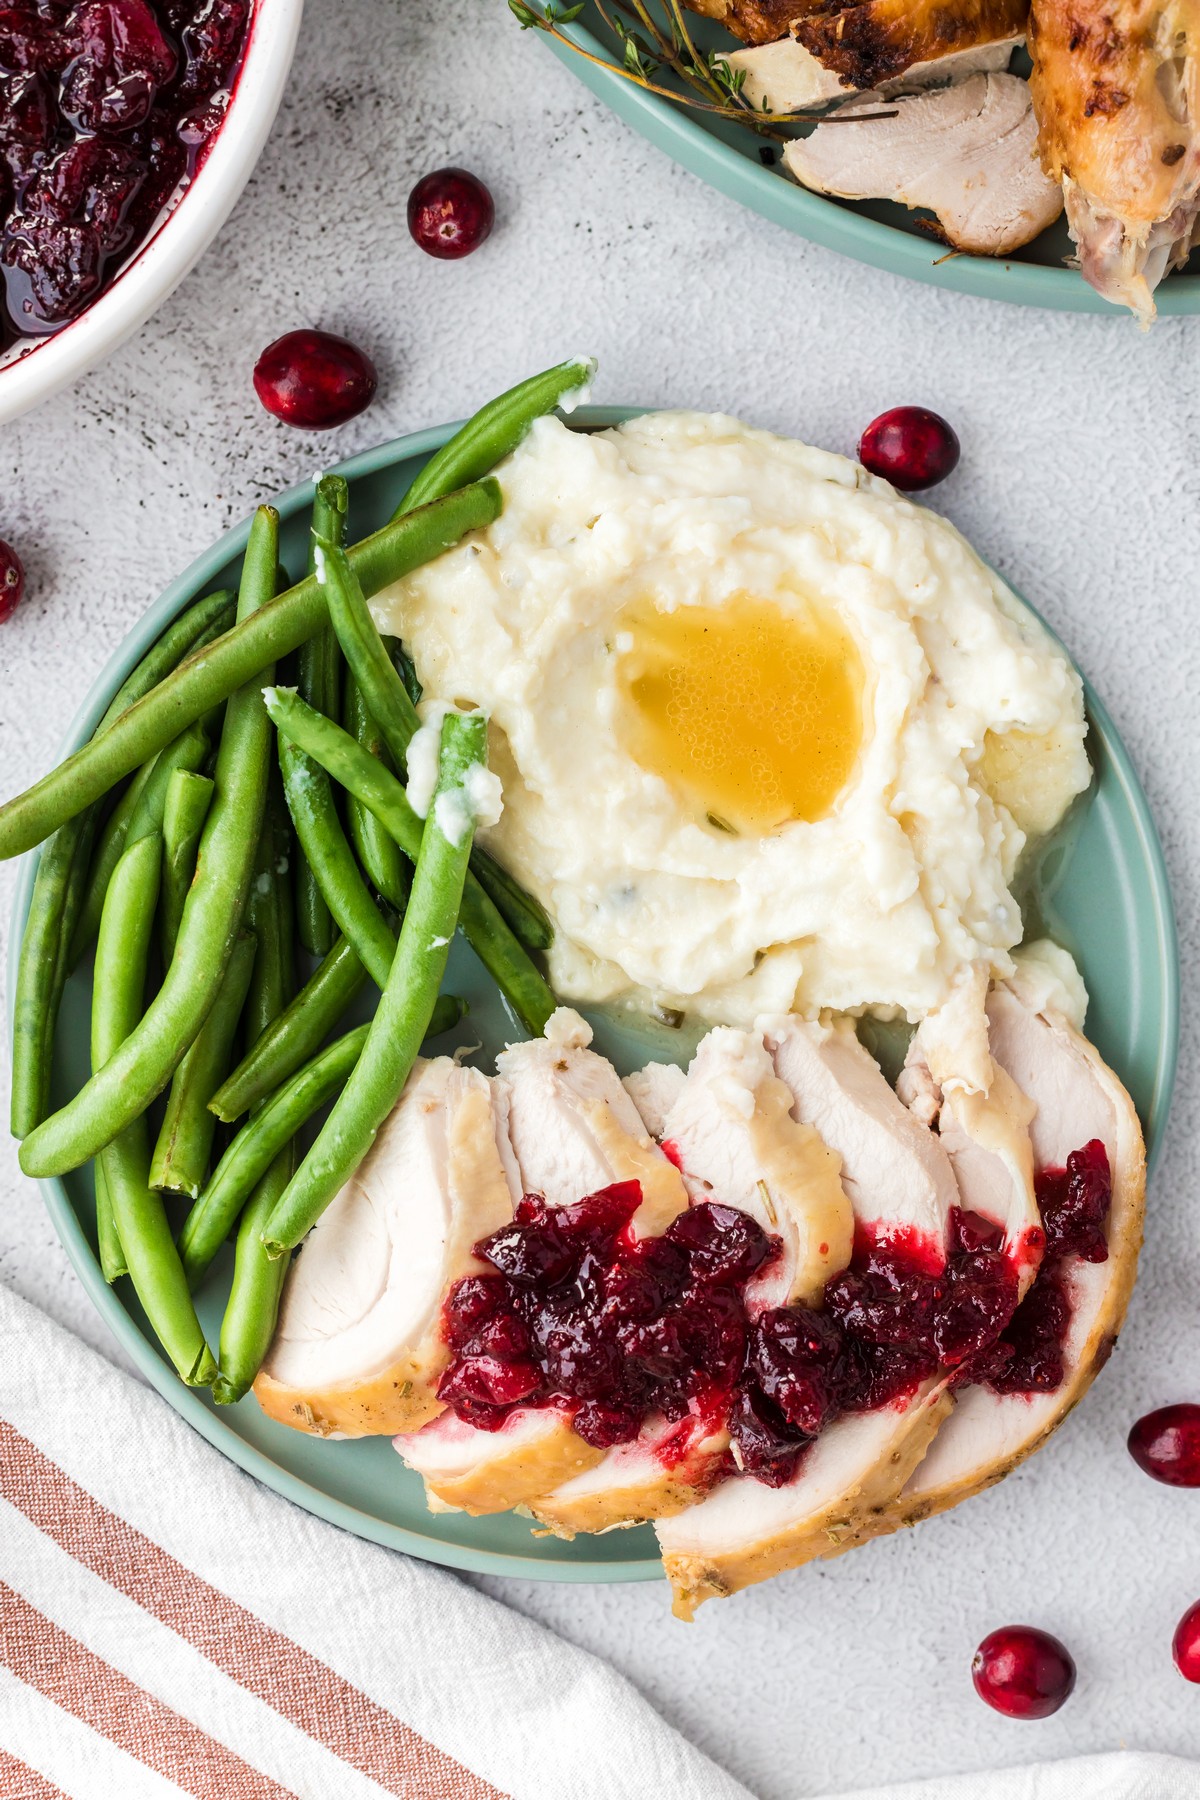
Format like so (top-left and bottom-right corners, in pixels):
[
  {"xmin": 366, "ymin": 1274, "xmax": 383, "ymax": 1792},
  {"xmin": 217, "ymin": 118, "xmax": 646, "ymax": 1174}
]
[
  {"xmin": 540, "ymin": 16, "xmax": 1200, "ymax": 316},
  {"xmin": 8, "ymin": 407, "xmax": 1180, "ymax": 1583}
]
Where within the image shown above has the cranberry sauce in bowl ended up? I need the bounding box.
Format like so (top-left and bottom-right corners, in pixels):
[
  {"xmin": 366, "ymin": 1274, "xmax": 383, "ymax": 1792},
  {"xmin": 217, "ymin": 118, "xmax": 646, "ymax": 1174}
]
[
  {"xmin": 437, "ymin": 1142, "xmax": 1113, "ymax": 1488},
  {"xmin": 0, "ymin": 0, "xmax": 251, "ymax": 342}
]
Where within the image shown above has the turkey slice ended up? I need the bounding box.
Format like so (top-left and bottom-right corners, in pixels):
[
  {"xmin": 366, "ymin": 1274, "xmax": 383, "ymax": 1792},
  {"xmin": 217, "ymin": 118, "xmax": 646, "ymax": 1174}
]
[
  {"xmin": 725, "ymin": 29, "xmax": 1022, "ymax": 114},
  {"xmin": 887, "ymin": 974, "xmax": 1145, "ymax": 1525},
  {"xmin": 657, "ymin": 1381, "xmax": 952, "ymax": 1618},
  {"xmin": 784, "ymin": 73, "xmax": 1064, "ymax": 257},
  {"xmin": 397, "ymin": 1013, "xmax": 690, "ymax": 1517},
  {"xmin": 651, "ymin": 1026, "xmax": 854, "ymax": 1308},
  {"xmin": 530, "ymin": 1408, "xmax": 729, "ymax": 1538},
  {"xmin": 400, "ymin": 1406, "xmax": 602, "ymax": 1516},
  {"xmin": 255, "ymin": 1058, "xmax": 515, "ymax": 1438},
  {"xmin": 763, "ymin": 1013, "xmax": 959, "ymax": 1262}
]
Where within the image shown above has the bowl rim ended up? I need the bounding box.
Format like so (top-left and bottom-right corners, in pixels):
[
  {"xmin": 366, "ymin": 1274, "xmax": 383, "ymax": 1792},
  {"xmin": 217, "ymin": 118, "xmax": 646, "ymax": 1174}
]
[
  {"xmin": 8, "ymin": 407, "xmax": 1181, "ymax": 1582},
  {"xmin": 0, "ymin": 0, "xmax": 306, "ymax": 428},
  {"xmin": 541, "ymin": 12, "xmax": 1200, "ymax": 316}
]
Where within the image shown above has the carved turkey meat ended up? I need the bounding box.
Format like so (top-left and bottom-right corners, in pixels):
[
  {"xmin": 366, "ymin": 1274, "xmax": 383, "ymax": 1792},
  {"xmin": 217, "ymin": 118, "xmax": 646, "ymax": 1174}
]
[{"xmin": 1029, "ymin": 0, "xmax": 1199, "ymax": 321}]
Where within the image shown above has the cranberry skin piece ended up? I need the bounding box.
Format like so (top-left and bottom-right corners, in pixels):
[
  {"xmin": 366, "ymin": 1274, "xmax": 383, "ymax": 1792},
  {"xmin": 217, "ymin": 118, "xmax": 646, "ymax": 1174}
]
[
  {"xmin": 858, "ymin": 407, "xmax": 960, "ymax": 492},
  {"xmin": 666, "ymin": 1200, "xmax": 773, "ymax": 1285},
  {"xmin": 1174, "ymin": 1601, "xmax": 1200, "ymax": 1682},
  {"xmin": 0, "ymin": 537, "xmax": 24, "ymax": 621},
  {"xmin": 407, "ymin": 166, "xmax": 494, "ymax": 261},
  {"xmin": 971, "ymin": 1626, "xmax": 1076, "ymax": 1719},
  {"xmin": 1129, "ymin": 1405, "xmax": 1200, "ymax": 1488},
  {"xmin": 252, "ymin": 329, "xmax": 377, "ymax": 431},
  {"xmin": 442, "ymin": 1274, "xmax": 505, "ymax": 1350}
]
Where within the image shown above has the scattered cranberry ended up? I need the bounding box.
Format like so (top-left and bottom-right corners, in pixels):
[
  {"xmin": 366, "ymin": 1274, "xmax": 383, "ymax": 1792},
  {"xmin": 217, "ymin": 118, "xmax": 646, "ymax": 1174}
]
[
  {"xmin": 972, "ymin": 1626, "xmax": 1076, "ymax": 1719},
  {"xmin": 1129, "ymin": 1405, "xmax": 1200, "ymax": 1488},
  {"xmin": 1174, "ymin": 1601, "xmax": 1200, "ymax": 1682},
  {"xmin": 407, "ymin": 166, "xmax": 494, "ymax": 260},
  {"xmin": 858, "ymin": 407, "xmax": 961, "ymax": 492},
  {"xmin": 0, "ymin": 536, "xmax": 24, "ymax": 620},
  {"xmin": 252, "ymin": 329, "xmax": 378, "ymax": 431}
]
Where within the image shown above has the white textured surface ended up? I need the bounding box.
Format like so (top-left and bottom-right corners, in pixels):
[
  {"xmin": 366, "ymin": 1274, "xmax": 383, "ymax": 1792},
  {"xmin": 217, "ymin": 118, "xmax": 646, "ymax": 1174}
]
[{"xmin": 0, "ymin": 3, "xmax": 1198, "ymax": 1796}]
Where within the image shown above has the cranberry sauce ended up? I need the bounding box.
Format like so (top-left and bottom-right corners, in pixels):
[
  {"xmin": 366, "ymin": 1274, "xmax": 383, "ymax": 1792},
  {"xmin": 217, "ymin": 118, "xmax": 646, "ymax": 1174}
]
[
  {"xmin": 439, "ymin": 1183, "xmax": 776, "ymax": 1451},
  {"xmin": 973, "ymin": 1139, "xmax": 1113, "ymax": 1396},
  {"xmin": 437, "ymin": 1139, "xmax": 1113, "ymax": 1484},
  {"xmin": 0, "ymin": 0, "xmax": 251, "ymax": 340}
]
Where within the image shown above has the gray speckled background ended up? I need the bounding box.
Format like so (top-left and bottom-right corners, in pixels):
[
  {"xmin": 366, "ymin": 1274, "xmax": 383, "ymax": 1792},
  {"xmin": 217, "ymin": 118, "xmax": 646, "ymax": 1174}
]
[{"xmin": 2, "ymin": 3, "xmax": 1199, "ymax": 1794}]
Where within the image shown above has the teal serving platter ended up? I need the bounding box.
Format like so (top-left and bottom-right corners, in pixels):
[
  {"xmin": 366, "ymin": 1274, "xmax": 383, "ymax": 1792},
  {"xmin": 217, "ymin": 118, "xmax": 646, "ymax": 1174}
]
[
  {"xmin": 8, "ymin": 409, "xmax": 1179, "ymax": 1583},
  {"xmin": 536, "ymin": 5, "xmax": 1200, "ymax": 315}
]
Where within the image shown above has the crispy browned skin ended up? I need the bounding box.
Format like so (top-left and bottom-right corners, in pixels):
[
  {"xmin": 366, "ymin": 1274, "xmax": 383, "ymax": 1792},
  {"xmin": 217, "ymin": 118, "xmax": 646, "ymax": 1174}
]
[
  {"xmin": 794, "ymin": 0, "xmax": 1028, "ymax": 85},
  {"xmin": 1029, "ymin": 0, "xmax": 1198, "ymax": 225},
  {"xmin": 684, "ymin": 0, "xmax": 825, "ymax": 47}
]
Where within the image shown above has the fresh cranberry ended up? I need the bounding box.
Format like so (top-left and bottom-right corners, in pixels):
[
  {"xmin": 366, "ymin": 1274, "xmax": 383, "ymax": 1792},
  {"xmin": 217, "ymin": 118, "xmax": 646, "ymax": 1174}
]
[
  {"xmin": 407, "ymin": 166, "xmax": 494, "ymax": 260},
  {"xmin": 1036, "ymin": 1140, "xmax": 1111, "ymax": 1264},
  {"xmin": 972, "ymin": 1627, "xmax": 1076, "ymax": 1719},
  {"xmin": 1129, "ymin": 1405, "xmax": 1200, "ymax": 1488},
  {"xmin": 858, "ymin": 407, "xmax": 960, "ymax": 492},
  {"xmin": 252, "ymin": 329, "xmax": 378, "ymax": 431},
  {"xmin": 1174, "ymin": 1601, "xmax": 1200, "ymax": 1682},
  {"xmin": 60, "ymin": 0, "xmax": 177, "ymax": 133},
  {"xmin": 666, "ymin": 1201, "xmax": 772, "ymax": 1284},
  {"xmin": 0, "ymin": 537, "xmax": 24, "ymax": 620}
]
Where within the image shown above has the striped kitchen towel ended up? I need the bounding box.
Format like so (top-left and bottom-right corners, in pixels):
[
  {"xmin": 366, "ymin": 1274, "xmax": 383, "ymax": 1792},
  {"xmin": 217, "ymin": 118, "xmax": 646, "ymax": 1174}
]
[{"xmin": 0, "ymin": 1279, "xmax": 749, "ymax": 1800}]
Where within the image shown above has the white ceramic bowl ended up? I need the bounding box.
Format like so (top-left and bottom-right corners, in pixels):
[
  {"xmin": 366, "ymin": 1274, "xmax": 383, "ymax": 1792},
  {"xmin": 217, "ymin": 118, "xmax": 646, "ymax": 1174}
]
[{"xmin": 0, "ymin": 0, "xmax": 305, "ymax": 426}]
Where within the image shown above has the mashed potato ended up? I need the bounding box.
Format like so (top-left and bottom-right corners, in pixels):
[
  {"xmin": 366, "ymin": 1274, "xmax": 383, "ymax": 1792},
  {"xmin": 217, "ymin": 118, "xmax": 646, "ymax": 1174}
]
[{"xmin": 374, "ymin": 412, "xmax": 1090, "ymax": 1028}]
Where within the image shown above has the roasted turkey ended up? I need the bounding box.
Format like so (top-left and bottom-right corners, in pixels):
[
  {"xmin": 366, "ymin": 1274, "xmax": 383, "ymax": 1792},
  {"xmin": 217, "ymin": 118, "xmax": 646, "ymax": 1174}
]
[{"xmin": 1028, "ymin": 0, "xmax": 1200, "ymax": 319}]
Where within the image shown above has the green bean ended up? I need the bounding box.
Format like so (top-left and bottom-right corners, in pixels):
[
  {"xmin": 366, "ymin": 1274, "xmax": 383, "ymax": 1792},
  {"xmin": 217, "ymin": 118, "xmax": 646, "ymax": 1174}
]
[
  {"xmin": 210, "ymin": 934, "xmax": 367, "ymax": 1121},
  {"xmin": 244, "ymin": 784, "xmax": 296, "ymax": 1046},
  {"xmin": 264, "ymin": 686, "xmax": 554, "ymax": 1035},
  {"xmin": 94, "ymin": 832, "xmax": 215, "ymax": 1386},
  {"xmin": 396, "ymin": 357, "xmax": 595, "ymax": 514},
  {"xmin": 316, "ymin": 540, "xmax": 552, "ymax": 953},
  {"xmin": 160, "ymin": 770, "xmax": 214, "ymax": 963},
  {"xmin": 67, "ymin": 764, "xmax": 152, "ymax": 957},
  {"xmin": 20, "ymin": 510, "xmax": 281, "ymax": 1179},
  {"xmin": 71, "ymin": 720, "xmax": 211, "ymax": 964},
  {"xmin": 149, "ymin": 931, "xmax": 256, "ymax": 1198},
  {"xmin": 292, "ymin": 478, "xmax": 347, "ymax": 956},
  {"xmin": 0, "ymin": 483, "xmax": 503, "ymax": 862},
  {"xmin": 212, "ymin": 1144, "xmax": 295, "ymax": 1404},
  {"xmin": 343, "ymin": 668, "xmax": 409, "ymax": 910},
  {"xmin": 10, "ymin": 592, "xmax": 234, "ymax": 1140},
  {"xmin": 263, "ymin": 712, "xmax": 485, "ymax": 1254},
  {"xmin": 181, "ymin": 1024, "xmax": 369, "ymax": 1288},
  {"xmin": 279, "ymin": 739, "xmax": 396, "ymax": 988},
  {"xmin": 94, "ymin": 1157, "xmax": 127, "ymax": 1284}
]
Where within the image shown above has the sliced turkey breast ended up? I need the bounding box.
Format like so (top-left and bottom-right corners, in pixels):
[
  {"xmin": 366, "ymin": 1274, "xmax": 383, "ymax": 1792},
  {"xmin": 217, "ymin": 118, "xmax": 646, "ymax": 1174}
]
[
  {"xmin": 398, "ymin": 1013, "xmax": 691, "ymax": 1517},
  {"xmin": 763, "ymin": 1014, "xmax": 959, "ymax": 1262},
  {"xmin": 784, "ymin": 72, "xmax": 1064, "ymax": 256},
  {"xmin": 497, "ymin": 1007, "xmax": 688, "ymax": 1237},
  {"xmin": 1029, "ymin": 0, "xmax": 1198, "ymax": 322},
  {"xmin": 399, "ymin": 1406, "xmax": 603, "ymax": 1515},
  {"xmin": 652, "ymin": 1027, "xmax": 854, "ymax": 1308},
  {"xmin": 725, "ymin": 19, "xmax": 1023, "ymax": 114},
  {"xmin": 899, "ymin": 1022, "xmax": 1043, "ymax": 1297},
  {"xmin": 888, "ymin": 974, "xmax": 1145, "ymax": 1525},
  {"xmin": 657, "ymin": 1380, "xmax": 952, "ymax": 1618},
  {"xmin": 623, "ymin": 1060, "xmax": 686, "ymax": 1142},
  {"xmin": 530, "ymin": 1408, "xmax": 729, "ymax": 1537},
  {"xmin": 255, "ymin": 1059, "xmax": 515, "ymax": 1439}
]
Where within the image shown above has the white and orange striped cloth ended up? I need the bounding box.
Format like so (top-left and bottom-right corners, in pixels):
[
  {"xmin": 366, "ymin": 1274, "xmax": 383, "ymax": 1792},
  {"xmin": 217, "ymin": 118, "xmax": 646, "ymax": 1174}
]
[
  {"xmin": 0, "ymin": 1280, "xmax": 747, "ymax": 1800},
  {"xmin": 1, "ymin": 1278, "xmax": 1196, "ymax": 1800}
]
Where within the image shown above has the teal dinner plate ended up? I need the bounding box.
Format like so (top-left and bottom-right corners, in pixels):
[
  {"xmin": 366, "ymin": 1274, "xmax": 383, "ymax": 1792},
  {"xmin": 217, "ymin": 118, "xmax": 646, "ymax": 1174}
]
[
  {"xmin": 535, "ymin": 6, "xmax": 1200, "ymax": 315},
  {"xmin": 8, "ymin": 409, "xmax": 1179, "ymax": 1583}
]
